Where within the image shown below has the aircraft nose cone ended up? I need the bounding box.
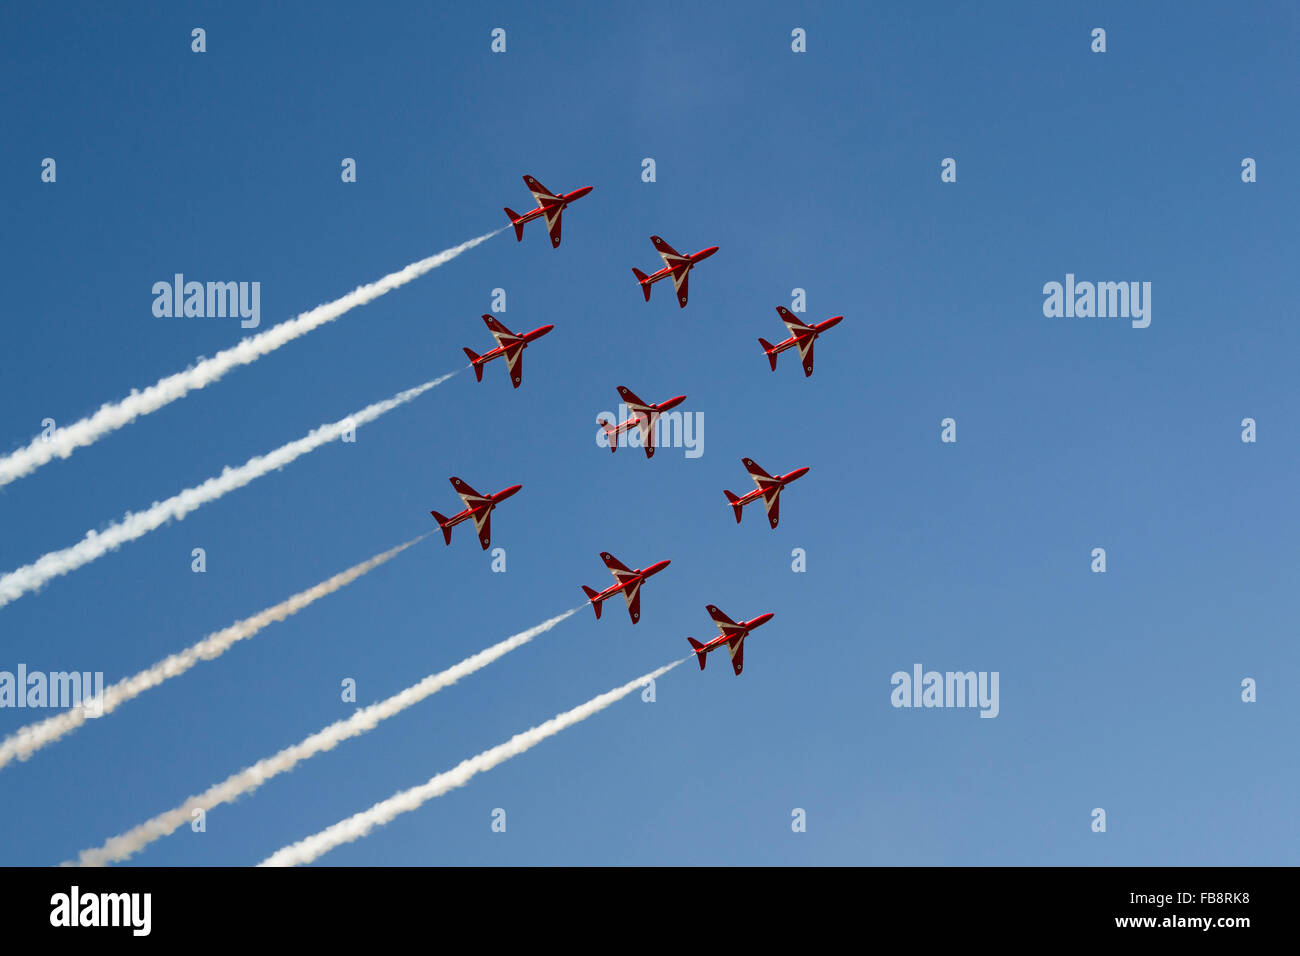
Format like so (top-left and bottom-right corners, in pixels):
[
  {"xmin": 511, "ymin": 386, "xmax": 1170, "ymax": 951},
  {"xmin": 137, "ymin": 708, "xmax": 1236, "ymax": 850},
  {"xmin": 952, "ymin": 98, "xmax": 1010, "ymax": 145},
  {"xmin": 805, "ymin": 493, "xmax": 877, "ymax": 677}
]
[
  {"xmin": 573, "ymin": 186, "xmax": 594, "ymax": 199},
  {"xmin": 498, "ymin": 484, "xmax": 523, "ymax": 500},
  {"xmin": 754, "ymin": 612, "xmax": 775, "ymax": 627},
  {"xmin": 698, "ymin": 246, "xmax": 720, "ymax": 260},
  {"xmin": 788, "ymin": 466, "xmax": 811, "ymax": 482}
]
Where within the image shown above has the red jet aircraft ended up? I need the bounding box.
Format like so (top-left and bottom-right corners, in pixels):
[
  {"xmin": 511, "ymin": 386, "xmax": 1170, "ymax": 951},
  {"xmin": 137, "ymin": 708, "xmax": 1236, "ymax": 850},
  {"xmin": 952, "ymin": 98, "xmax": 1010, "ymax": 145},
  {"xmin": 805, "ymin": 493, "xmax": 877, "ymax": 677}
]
[
  {"xmin": 599, "ymin": 385, "xmax": 687, "ymax": 459},
  {"xmin": 759, "ymin": 307, "xmax": 844, "ymax": 377},
  {"xmin": 463, "ymin": 314, "xmax": 554, "ymax": 388},
  {"xmin": 687, "ymin": 605, "xmax": 775, "ymax": 676},
  {"xmin": 504, "ymin": 175, "xmax": 594, "ymax": 248},
  {"xmin": 632, "ymin": 236, "xmax": 719, "ymax": 308},
  {"xmin": 429, "ymin": 477, "xmax": 522, "ymax": 550},
  {"xmin": 580, "ymin": 552, "xmax": 671, "ymax": 624},
  {"xmin": 723, "ymin": 458, "xmax": 810, "ymax": 529}
]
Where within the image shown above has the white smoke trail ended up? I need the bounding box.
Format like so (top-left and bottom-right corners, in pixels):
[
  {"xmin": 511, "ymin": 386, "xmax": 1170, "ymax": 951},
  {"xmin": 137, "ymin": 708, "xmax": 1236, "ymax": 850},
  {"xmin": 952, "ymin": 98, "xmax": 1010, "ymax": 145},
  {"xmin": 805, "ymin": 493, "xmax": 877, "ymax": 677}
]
[
  {"xmin": 0, "ymin": 372, "xmax": 457, "ymax": 610},
  {"xmin": 71, "ymin": 609, "xmax": 579, "ymax": 866},
  {"xmin": 0, "ymin": 536, "xmax": 428, "ymax": 771},
  {"xmin": 259, "ymin": 658, "xmax": 685, "ymax": 867},
  {"xmin": 0, "ymin": 229, "xmax": 502, "ymax": 489}
]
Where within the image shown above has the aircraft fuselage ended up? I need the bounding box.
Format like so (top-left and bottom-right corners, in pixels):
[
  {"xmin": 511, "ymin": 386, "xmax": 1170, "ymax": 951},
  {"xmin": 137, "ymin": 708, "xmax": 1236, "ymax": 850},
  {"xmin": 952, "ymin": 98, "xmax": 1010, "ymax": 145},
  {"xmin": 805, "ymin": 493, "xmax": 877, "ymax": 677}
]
[
  {"xmin": 769, "ymin": 315, "xmax": 842, "ymax": 354},
  {"xmin": 643, "ymin": 246, "xmax": 719, "ymax": 286},
  {"xmin": 475, "ymin": 325, "xmax": 554, "ymax": 365},
  {"xmin": 515, "ymin": 187, "xmax": 593, "ymax": 223},
  {"xmin": 441, "ymin": 484, "xmax": 522, "ymax": 527},
  {"xmin": 733, "ymin": 467, "xmax": 809, "ymax": 508},
  {"xmin": 698, "ymin": 612, "xmax": 774, "ymax": 654}
]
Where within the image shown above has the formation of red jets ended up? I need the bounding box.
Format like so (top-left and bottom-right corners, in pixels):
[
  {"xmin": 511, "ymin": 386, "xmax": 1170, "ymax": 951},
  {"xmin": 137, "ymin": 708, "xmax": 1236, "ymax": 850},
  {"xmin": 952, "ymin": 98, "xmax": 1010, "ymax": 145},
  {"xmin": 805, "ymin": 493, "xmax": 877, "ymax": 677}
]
[{"xmin": 431, "ymin": 174, "xmax": 847, "ymax": 675}]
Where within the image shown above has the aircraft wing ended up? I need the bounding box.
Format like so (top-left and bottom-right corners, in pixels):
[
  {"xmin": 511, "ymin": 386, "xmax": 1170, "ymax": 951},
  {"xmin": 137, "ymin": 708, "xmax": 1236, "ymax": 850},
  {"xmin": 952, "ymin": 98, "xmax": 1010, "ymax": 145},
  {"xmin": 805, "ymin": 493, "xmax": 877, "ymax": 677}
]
[
  {"xmin": 616, "ymin": 385, "xmax": 651, "ymax": 413},
  {"xmin": 727, "ymin": 635, "xmax": 745, "ymax": 675},
  {"xmin": 481, "ymin": 314, "xmax": 519, "ymax": 345},
  {"xmin": 777, "ymin": 306, "xmax": 814, "ymax": 333},
  {"xmin": 743, "ymin": 458, "xmax": 773, "ymax": 483},
  {"xmin": 524, "ymin": 175, "xmax": 558, "ymax": 203},
  {"xmin": 504, "ymin": 342, "xmax": 525, "ymax": 388},
  {"xmin": 601, "ymin": 552, "xmax": 633, "ymax": 576},
  {"xmin": 621, "ymin": 578, "xmax": 643, "ymax": 623},
  {"xmin": 451, "ymin": 477, "xmax": 489, "ymax": 509},
  {"xmin": 472, "ymin": 508, "xmax": 492, "ymax": 550},
  {"xmin": 761, "ymin": 486, "xmax": 781, "ymax": 529},
  {"xmin": 638, "ymin": 411, "xmax": 656, "ymax": 458},
  {"xmin": 651, "ymin": 235, "xmax": 684, "ymax": 264},
  {"xmin": 544, "ymin": 206, "xmax": 563, "ymax": 248},
  {"xmin": 671, "ymin": 267, "xmax": 690, "ymax": 307},
  {"xmin": 795, "ymin": 334, "xmax": 816, "ymax": 377},
  {"xmin": 706, "ymin": 604, "xmax": 740, "ymax": 634}
]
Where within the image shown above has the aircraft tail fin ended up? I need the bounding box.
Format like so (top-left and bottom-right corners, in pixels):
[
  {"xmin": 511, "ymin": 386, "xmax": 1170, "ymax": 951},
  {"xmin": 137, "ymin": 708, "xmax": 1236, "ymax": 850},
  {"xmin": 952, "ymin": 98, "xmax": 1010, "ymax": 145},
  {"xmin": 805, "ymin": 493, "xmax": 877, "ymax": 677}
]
[
  {"xmin": 723, "ymin": 490, "xmax": 744, "ymax": 523},
  {"xmin": 581, "ymin": 585, "xmax": 603, "ymax": 619},
  {"xmin": 504, "ymin": 208, "xmax": 525, "ymax": 242},
  {"xmin": 429, "ymin": 511, "xmax": 454, "ymax": 546},
  {"xmin": 462, "ymin": 348, "xmax": 484, "ymax": 381},
  {"xmin": 687, "ymin": 637, "xmax": 707, "ymax": 670},
  {"xmin": 632, "ymin": 268, "xmax": 652, "ymax": 301},
  {"xmin": 758, "ymin": 338, "xmax": 778, "ymax": 371}
]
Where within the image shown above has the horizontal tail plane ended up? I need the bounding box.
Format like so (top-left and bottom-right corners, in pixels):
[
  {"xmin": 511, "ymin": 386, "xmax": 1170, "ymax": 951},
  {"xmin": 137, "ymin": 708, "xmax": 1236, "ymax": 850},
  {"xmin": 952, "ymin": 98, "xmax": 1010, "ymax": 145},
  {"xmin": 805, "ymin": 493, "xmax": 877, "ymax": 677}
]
[
  {"xmin": 597, "ymin": 418, "xmax": 619, "ymax": 453},
  {"xmin": 462, "ymin": 348, "xmax": 484, "ymax": 381},
  {"xmin": 581, "ymin": 585, "xmax": 603, "ymax": 619},
  {"xmin": 632, "ymin": 268, "xmax": 651, "ymax": 301},
  {"xmin": 504, "ymin": 208, "xmax": 526, "ymax": 242},
  {"xmin": 429, "ymin": 511, "xmax": 453, "ymax": 545},
  {"xmin": 687, "ymin": 637, "xmax": 707, "ymax": 670}
]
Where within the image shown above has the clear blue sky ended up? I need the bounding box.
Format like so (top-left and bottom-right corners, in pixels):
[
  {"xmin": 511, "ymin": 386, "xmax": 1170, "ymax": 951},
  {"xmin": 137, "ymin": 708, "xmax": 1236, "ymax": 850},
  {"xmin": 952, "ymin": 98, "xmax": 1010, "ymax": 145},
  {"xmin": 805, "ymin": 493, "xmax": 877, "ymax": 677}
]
[{"xmin": 1, "ymin": 1, "xmax": 1297, "ymax": 865}]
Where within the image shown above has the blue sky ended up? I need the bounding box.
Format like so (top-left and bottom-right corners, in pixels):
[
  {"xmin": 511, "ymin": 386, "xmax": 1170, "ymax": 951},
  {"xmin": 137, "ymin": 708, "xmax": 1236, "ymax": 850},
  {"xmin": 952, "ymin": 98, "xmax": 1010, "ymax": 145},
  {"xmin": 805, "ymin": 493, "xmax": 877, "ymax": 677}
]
[{"xmin": 1, "ymin": 1, "xmax": 1297, "ymax": 865}]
